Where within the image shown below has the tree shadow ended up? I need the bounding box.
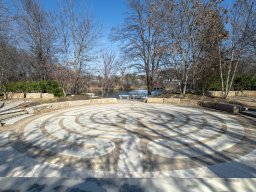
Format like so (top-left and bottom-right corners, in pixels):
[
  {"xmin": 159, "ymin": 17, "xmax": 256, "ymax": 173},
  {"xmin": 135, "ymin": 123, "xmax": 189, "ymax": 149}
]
[{"xmin": 0, "ymin": 104, "xmax": 256, "ymax": 191}]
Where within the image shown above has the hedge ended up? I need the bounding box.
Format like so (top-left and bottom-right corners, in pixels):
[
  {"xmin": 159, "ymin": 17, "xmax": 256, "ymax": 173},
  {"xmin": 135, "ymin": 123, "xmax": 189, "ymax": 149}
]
[{"xmin": 4, "ymin": 80, "xmax": 64, "ymax": 97}]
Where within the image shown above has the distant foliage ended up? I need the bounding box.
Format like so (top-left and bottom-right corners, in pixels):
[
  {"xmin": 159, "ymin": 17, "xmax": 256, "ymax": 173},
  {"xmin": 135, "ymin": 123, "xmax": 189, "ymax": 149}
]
[
  {"xmin": 234, "ymin": 75, "xmax": 256, "ymax": 91},
  {"xmin": 208, "ymin": 75, "xmax": 256, "ymax": 91},
  {"xmin": 208, "ymin": 79, "xmax": 222, "ymax": 91},
  {"xmin": 4, "ymin": 81, "xmax": 64, "ymax": 97}
]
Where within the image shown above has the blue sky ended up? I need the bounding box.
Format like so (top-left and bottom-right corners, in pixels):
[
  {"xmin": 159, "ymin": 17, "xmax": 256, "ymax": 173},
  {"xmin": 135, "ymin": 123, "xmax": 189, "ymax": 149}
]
[
  {"xmin": 8, "ymin": 0, "xmax": 236, "ymax": 58},
  {"xmin": 42, "ymin": 0, "xmax": 128, "ymax": 52},
  {"xmin": 86, "ymin": 0, "xmax": 128, "ymax": 51}
]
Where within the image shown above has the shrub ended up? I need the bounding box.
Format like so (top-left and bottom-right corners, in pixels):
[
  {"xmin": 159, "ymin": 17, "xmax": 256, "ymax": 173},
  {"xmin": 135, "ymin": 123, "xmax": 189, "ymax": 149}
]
[
  {"xmin": 4, "ymin": 80, "xmax": 64, "ymax": 97},
  {"xmin": 234, "ymin": 75, "xmax": 256, "ymax": 91}
]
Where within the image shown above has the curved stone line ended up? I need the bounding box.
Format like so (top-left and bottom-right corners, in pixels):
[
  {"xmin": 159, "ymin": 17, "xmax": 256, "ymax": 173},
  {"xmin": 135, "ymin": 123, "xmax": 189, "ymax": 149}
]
[
  {"xmin": 82, "ymin": 108, "xmax": 196, "ymax": 137},
  {"xmin": 139, "ymin": 116, "xmax": 203, "ymax": 138},
  {"xmin": 10, "ymin": 112, "xmax": 117, "ymax": 159},
  {"xmin": 140, "ymin": 111, "xmax": 203, "ymax": 135},
  {"xmin": 138, "ymin": 117, "xmax": 226, "ymax": 151},
  {"xmin": 8, "ymin": 127, "xmax": 122, "ymax": 171},
  {"xmin": 39, "ymin": 116, "xmax": 116, "ymax": 149},
  {"xmin": 60, "ymin": 118, "xmax": 126, "ymax": 139},
  {"xmin": 141, "ymin": 125, "xmax": 255, "ymax": 171},
  {"xmin": 7, "ymin": 104, "xmax": 256, "ymax": 174},
  {"xmin": 90, "ymin": 110, "xmax": 120, "ymax": 125},
  {"xmin": 27, "ymin": 106, "xmax": 231, "ymax": 151},
  {"xmin": 77, "ymin": 112, "xmax": 127, "ymax": 133},
  {"xmin": 132, "ymin": 113, "xmax": 223, "ymax": 143},
  {"xmin": 147, "ymin": 116, "xmax": 244, "ymax": 159}
]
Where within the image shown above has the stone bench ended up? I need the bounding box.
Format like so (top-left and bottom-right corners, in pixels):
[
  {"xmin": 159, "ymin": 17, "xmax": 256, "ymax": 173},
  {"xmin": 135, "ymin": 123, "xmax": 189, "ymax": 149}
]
[
  {"xmin": 119, "ymin": 95, "xmax": 130, "ymax": 99},
  {"xmin": 130, "ymin": 95, "xmax": 143, "ymax": 99}
]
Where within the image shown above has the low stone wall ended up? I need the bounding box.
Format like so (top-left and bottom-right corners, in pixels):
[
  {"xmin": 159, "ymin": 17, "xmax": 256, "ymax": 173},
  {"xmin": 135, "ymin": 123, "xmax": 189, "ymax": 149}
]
[
  {"xmin": 146, "ymin": 98, "xmax": 164, "ymax": 103},
  {"xmin": 89, "ymin": 98, "xmax": 117, "ymax": 104},
  {"xmin": 4, "ymin": 93, "xmax": 25, "ymax": 99},
  {"xmin": 4, "ymin": 92, "xmax": 55, "ymax": 99},
  {"xmin": 242, "ymin": 91, "xmax": 256, "ymax": 97},
  {"xmin": 163, "ymin": 98, "xmax": 181, "ymax": 105},
  {"xmin": 26, "ymin": 93, "xmax": 42, "ymax": 99},
  {"xmin": 41, "ymin": 93, "xmax": 55, "ymax": 99},
  {"xmin": 199, "ymin": 101, "xmax": 243, "ymax": 114},
  {"xmin": 146, "ymin": 97, "xmax": 199, "ymax": 106},
  {"xmin": 208, "ymin": 91, "xmax": 256, "ymax": 97},
  {"xmin": 26, "ymin": 98, "xmax": 118, "ymax": 114}
]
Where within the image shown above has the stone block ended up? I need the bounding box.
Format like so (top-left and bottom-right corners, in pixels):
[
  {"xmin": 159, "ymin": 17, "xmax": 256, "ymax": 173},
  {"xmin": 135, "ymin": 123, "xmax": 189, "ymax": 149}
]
[
  {"xmin": 146, "ymin": 98, "xmax": 164, "ymax": 103},
  {"xmin": 208, "ymin": 90, "xmax": 256, "ymax": 97},
  {"xmin": 89, "ymin": 98, "xmax": 117, "ymax": 104},
  {"xmin": 208, "ymin": 91, "xmax": 223, "ymax": 97},
  {"xmin": 180, "ymin": 99, "xmax": 199, "ymax": 106},
  {"xmin": 26, "ymin": 93, "xmax": 41, "ymax": 99},
  {"xmin": 41, "ymin": 93, "xmax": 54, "ymax": 99},
  {"xmin": 4, "ymin": 93, "xmax": 25, "ymax": 99},
  {"xmin": 26, "ymin": 98, "xmax": 117, "ymax": 114},
  {"xmin": 68, "ymin": 100, "xmax": 90, "ymax": 106},
  {"xmin": 163, "ymin": 98, "xmax": 181, "ymax": 104},
  {"xmin": 241, "ymin": 91, "xmax": 256, "ymax": 97}
]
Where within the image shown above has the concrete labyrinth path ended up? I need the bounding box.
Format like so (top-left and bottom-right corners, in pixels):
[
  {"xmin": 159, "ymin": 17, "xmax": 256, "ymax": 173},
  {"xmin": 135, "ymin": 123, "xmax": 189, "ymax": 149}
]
[{"xmin": 0, "ymin": 103, "xmax": 256, "ymax": 179}]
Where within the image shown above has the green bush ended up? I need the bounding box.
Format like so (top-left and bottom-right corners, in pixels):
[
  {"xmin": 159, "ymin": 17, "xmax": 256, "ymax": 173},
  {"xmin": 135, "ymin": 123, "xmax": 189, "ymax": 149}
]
[
  {"xmin": 208, "ymin": 74, "xmax": 256, "ymax": 91},
  {"xmin": 208, "ymin": 78, "xmax": 222, "ymax": 91},
  {"xmin": 4, "ymin": 80, "xmax": 64, "ymax": 97},
  {"xmin": 234, "ymin": 75, "xmax": 256, "ymax": 91}
]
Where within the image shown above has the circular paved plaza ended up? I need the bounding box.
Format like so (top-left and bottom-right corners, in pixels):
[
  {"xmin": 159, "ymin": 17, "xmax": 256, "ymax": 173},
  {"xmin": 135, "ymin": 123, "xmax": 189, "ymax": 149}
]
[{"xmin": 0, "ymin": 103, "xmax": 256, "ymax": 178}]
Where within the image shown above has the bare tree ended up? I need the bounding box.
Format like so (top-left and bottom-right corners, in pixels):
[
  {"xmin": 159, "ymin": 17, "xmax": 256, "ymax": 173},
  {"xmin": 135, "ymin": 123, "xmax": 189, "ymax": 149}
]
[
  {"xmin": 218, "ymin": 0, "xmax": 256, "ymax": 98},
  {"xmin": 161, "ymin": 0, "xmax": 215, "ymax": 94},
  {"xmin": 99, "ymin": 51, "xmax": 120, "ymax": 97},
  {"xmin": 112, "ymin": 0, "xmax": 168, "ymax": 95},
  {"xmin": 0, "ymin": 0, "xmax": 35, "ymax": 85},
  {"xmin": 55, "ymin": 0, "xmax": 98, "ymax": 94},
  {"xmin": 194, "ymin": 3, "xmax": 228, "ymax": 95},
  {"xmin": 0, "ymin": 0, "xmax": 13, "ymax": 85},
  {"xmin": 15, "ymin": 0, "xmax": 56, "ymax": 81}
]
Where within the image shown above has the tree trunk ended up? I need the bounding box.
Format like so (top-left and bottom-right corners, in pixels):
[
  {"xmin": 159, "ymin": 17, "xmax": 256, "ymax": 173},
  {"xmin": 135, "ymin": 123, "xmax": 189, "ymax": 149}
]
[
  {"xmin": 146, "ymin": 70, "xmax": 152, "ymax": 96},
  {"xmin": 218, "ymin": 42, "xmax": 225, "ymax": 98}
]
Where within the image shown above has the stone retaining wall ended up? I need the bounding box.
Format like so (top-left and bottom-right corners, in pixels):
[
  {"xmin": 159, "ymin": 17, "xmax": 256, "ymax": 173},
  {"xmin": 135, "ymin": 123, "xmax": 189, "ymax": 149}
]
[
  {"xmin": 4, "ymin": 93, "xmax": 25, "ymax": 99},
  {"xmin": 26, "ymin": 98, "xmax": 118, "ymax": 114},
  {"xmin": 242, "ymin": 91, "xmax": 256, "ymax": 97},
  {"xmin": 146, "ymin": 97, "xmax": 199, "ymax": 106},
  {"xmin": 208, "ymin": 91, "xmax": 256, "ymax": 97},
  {"xmin": 41, "ymin": 93, "xmax": 55, "ymax": 99},
  {"xmin": 4, "ymin": 92, "xmax": 55, "ymax": 99},
  {"xmin": 145, "ymin": 97, "xmax": 244, "ymax": 113},
  {"xmin": 26, "ymin": 93, "xmax": 42, "ymax": 99},
  {"xmin": 89, "ymin": 98, "xmax": 117, "ymax": 104}
]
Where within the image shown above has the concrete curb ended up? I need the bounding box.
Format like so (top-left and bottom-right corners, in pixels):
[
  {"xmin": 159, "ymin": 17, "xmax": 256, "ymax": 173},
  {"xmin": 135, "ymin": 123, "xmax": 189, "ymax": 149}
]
[{"xmin": 26, "ymin": 98, "xmax": 118, "ymax": 114}]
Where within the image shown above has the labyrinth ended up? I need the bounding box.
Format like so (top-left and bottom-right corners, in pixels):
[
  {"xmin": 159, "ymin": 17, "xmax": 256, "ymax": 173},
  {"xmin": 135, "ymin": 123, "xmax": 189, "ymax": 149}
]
[{"xmin": 1, "ymin": 103, "xmax": 256, "ymax": 178}]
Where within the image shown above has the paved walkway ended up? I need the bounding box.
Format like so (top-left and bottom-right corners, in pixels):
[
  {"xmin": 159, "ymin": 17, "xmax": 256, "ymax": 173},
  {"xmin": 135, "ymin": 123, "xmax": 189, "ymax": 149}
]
[{"xmin": 0, "ymin": 103, "xmax": 256, "ymax": 191}]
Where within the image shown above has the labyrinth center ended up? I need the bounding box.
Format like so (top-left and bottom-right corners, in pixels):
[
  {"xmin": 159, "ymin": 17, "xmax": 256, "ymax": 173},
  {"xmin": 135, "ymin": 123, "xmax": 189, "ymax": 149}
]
[{"xmin": 7, "ymin": 103, "xmax": 256, "ymax": 177}]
